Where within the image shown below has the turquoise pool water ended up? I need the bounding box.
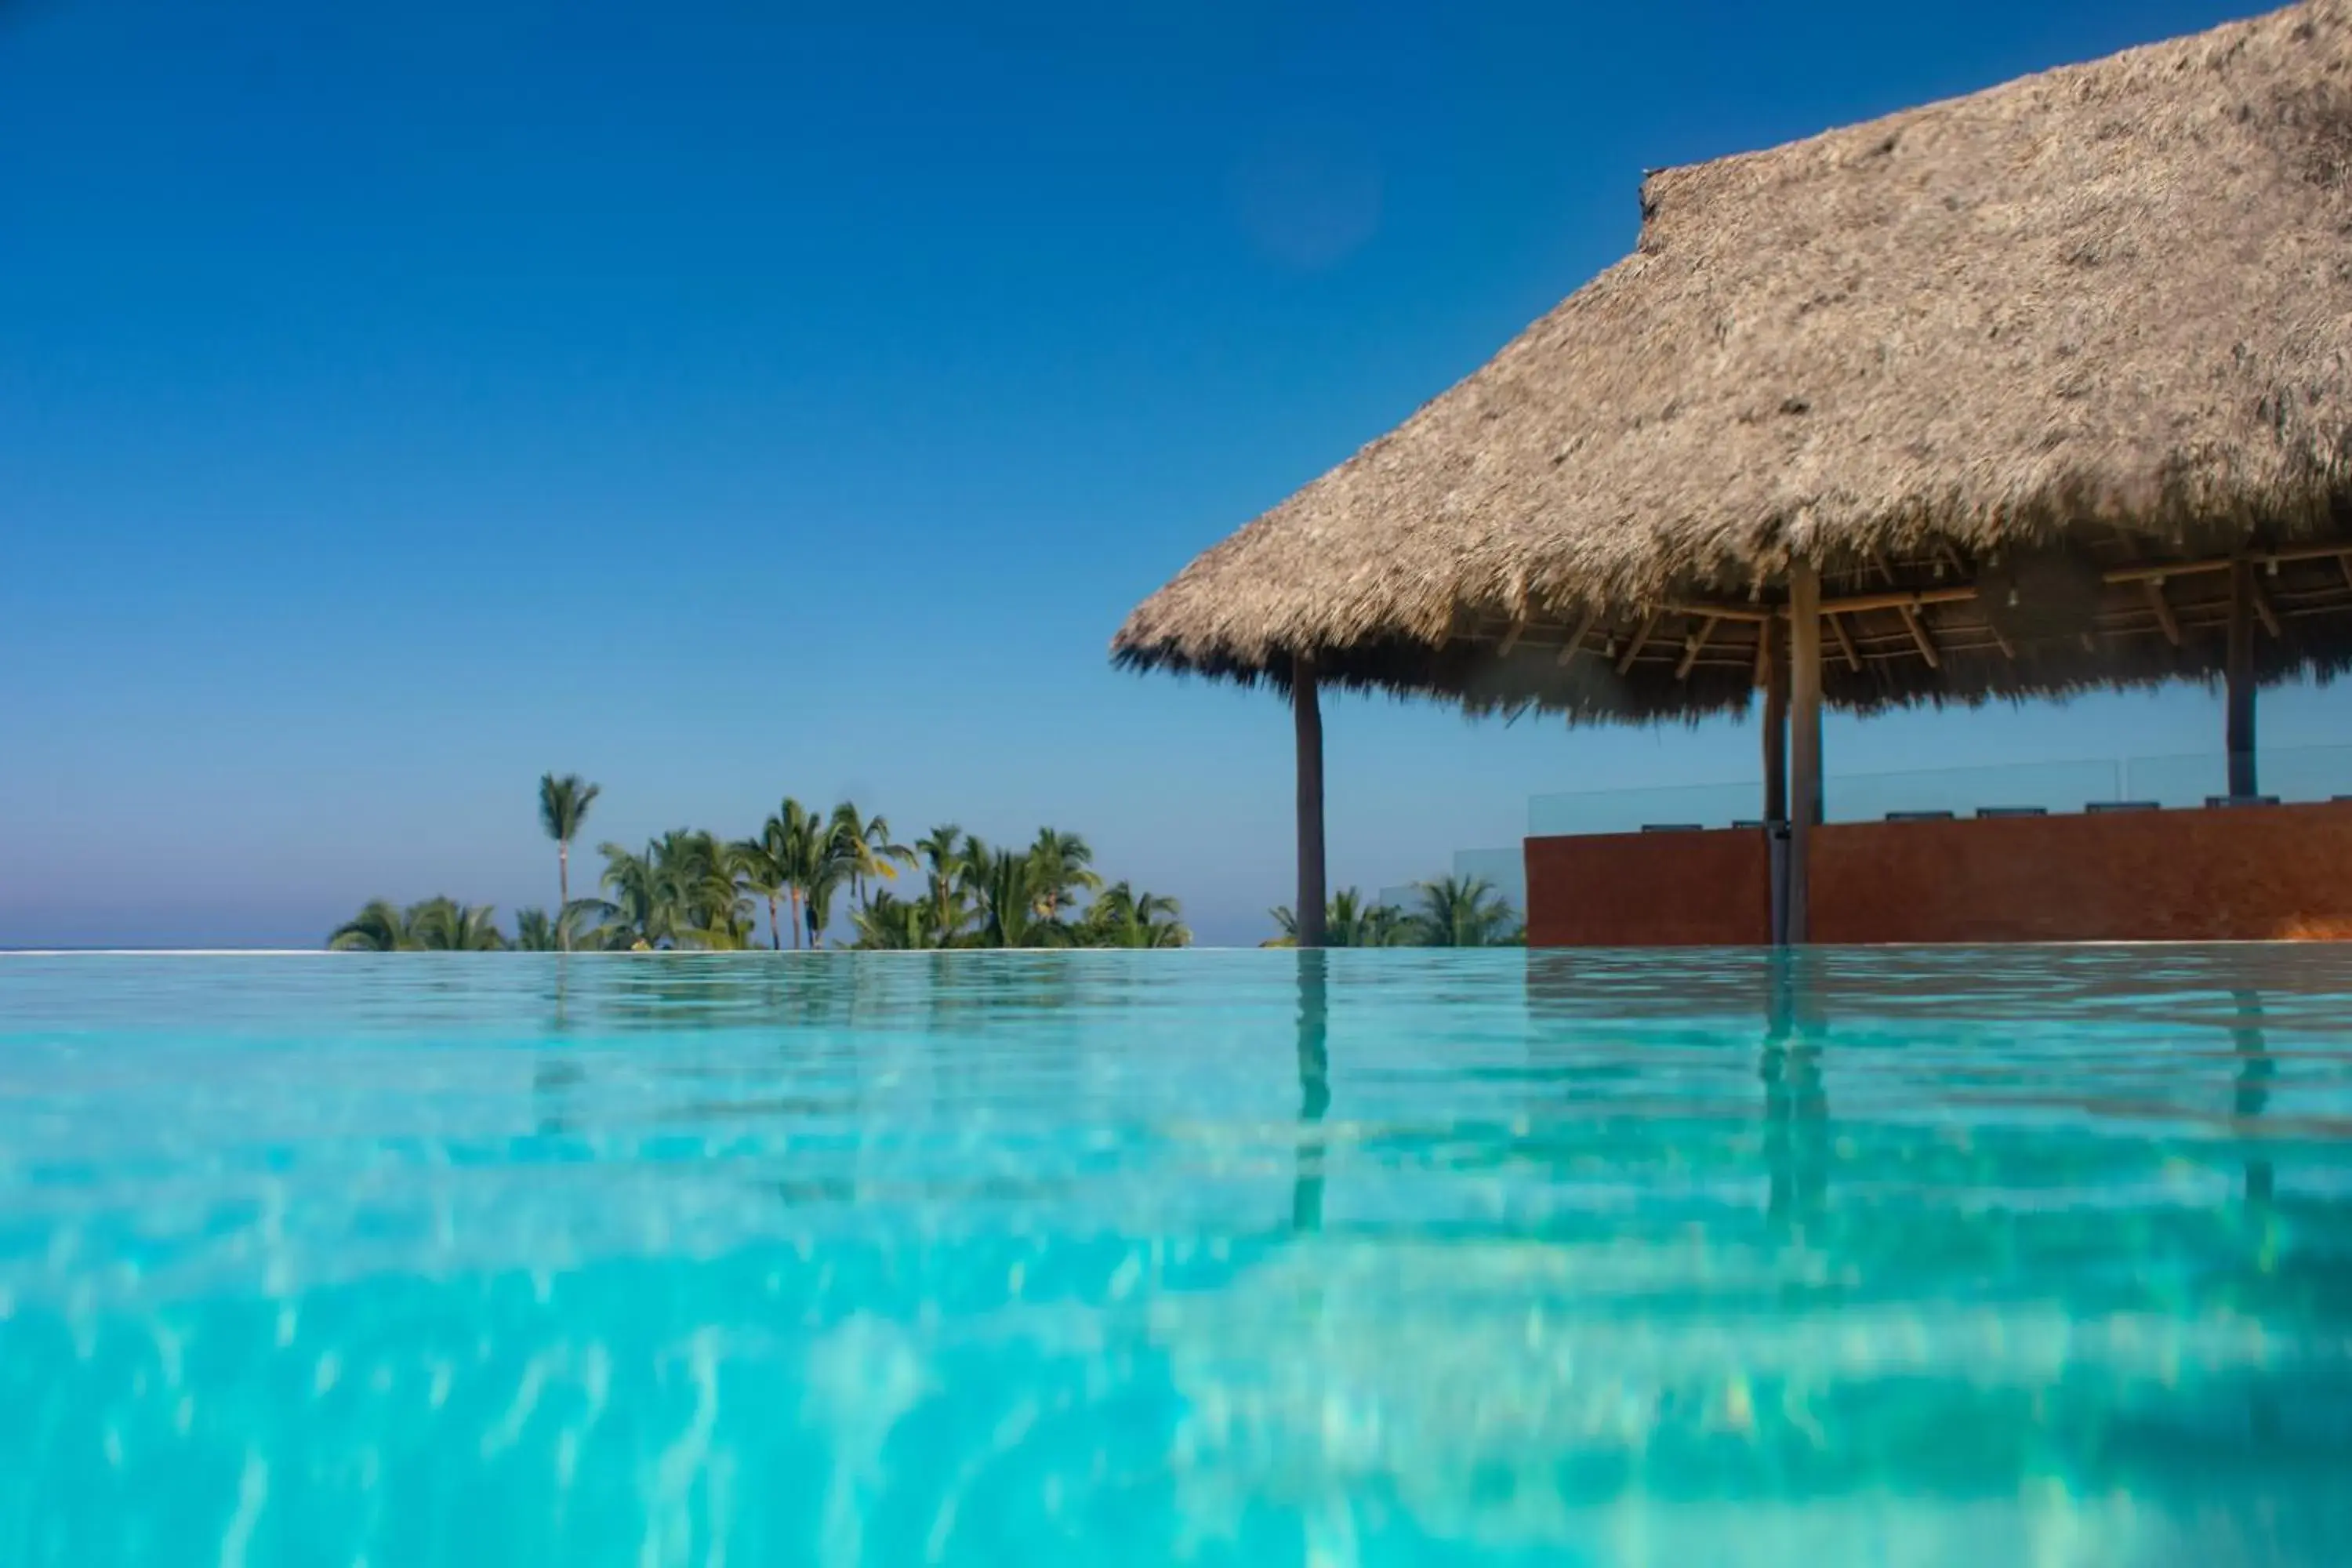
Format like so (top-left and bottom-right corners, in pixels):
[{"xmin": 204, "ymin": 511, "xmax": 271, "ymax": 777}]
[{"xmin": 2, "ymin": 948, "xmax": 2350, "ymax": 1566}]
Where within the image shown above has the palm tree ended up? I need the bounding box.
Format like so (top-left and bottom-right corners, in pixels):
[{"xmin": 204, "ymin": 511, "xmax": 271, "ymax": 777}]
[
  {"xmin": 334, "ymin": 778, "xmax": 1190, "ymax": 958},
  {"xmin": 1080, "ymin": 883, "xmax": 1191, "ymax": 949},
  {"xmin": 1266, "ymin": 888, "xmax": 1410, "ymax": 948},
  {"xmin": 1409, "ymin": 875, "xmax": 1521, "ymax": 947},
  {"xmin": 1335, "ymin": 888, "xmax": 1411, "ymax": 948},
  {"xmin": 850, "ymin": 890, "xmax": 932, "ymax": 949},
  {"xmin": 329, "ymin": 899, "xmax": 413, "ymax": 951},
  {"xmin": 733, "ymin": 830, "xmax": 791, "ymax": 950},
  {"xmin": 760, "ymin": 798, "xmax": 840, "ymax": 949},
  {"xmin": 914, "ymin": 823, "xmax": 970, "ymax": 943},
  {"xmin": 962, "ymin": 836, "xmax": 1057, "ymax": 948},
  {"xmin": 537, "ymin": 774, "xmax": 601, "ymax": 951},
  {"xmin": 1025, "ymin": 828, "xmax": 1102, "ymax": 922},
  {"xmin": 586, "ymin": 832, "xmax": 749, "ymax": 949},
  {"xmin": 662, "ymin": 829, "xmax": 753, "ymax": 949},
  {"xmin": 405, "ymin": 896, "xmax": 510, "ymax": 951},
  {"xmin": 514, "ymin": 907, "xmax": 560, "ymax": 951},
  {"xmin": 559, "ymin": 898, "xmax": 620, "ymax": 951},
  {"xmin": 596, "ymin": 840, "xmax": 662, "ymax": 946},
  {"xmin": 830, "ymin": 802, "xmax": 915, "ymax": 912}
]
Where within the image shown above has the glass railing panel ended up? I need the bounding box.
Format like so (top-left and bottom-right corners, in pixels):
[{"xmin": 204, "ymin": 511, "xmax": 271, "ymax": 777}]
[{"xmin": 1823, "ymin": 759, "xmax": 2123, "ymax": 823}]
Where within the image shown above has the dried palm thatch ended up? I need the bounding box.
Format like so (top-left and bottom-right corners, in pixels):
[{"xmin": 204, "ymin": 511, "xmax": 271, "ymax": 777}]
[{"xmin": 1113, "ymin": 0, "xmax": 2352, "ymax": 719}]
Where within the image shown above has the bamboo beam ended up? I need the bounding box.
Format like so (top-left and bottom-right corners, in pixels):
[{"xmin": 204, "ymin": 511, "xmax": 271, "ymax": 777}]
[
  {"xmin": 1556, "ymin": 606, "xmax": 1600, "ymax": 666},
  {"xmin": 1294, "ymin": 657, "xmax": 1327, "ymax": 949},
  {"xmin": 1788, "ymin": 563, "xmax": 1823, "ymax": 944},
  {"xmin": 2249, "ymin": 577, "xmax": 2282, "ymax": 638},
  {"xmin": 1827, "ymin": 612, "xmax": 1861, "ymax": 672},
  {"xmin": 1816, "ymin": 585, "xmax": 1980, "ymax": 615},
  {"xmin": 1675, "ymin": 616, "xmax": 1719, "ymax": 679},
  {"xmin": 1895, "ymin": 602, "xmax": 1941, "ymax": 668},
  {"xmin": 1496, "ymin": 619, "xmax": 1526, "ymax": 657},
  {"xmin": 2255, "ymin": 543, "xmax": 2352, "ymax": 568},
  {"xmin": 2144, "ymin": 579, "xmax": 2182, "ymax": 646},
  {"xmin": 1615, "ymin": 613, "xmax": 1660, "ymax": 675},
  {"xmin": 2101, "ymin": 544, "xmax": 2352, "ymax": 583},
  {"xmin": 2102, "ymin": 560, "xmax": 2228, "ymax": 585},
  {"xmin": 1668, "ymin": 601, "xmax": 1771, "ymax": 624},
  {"xmin": 1656, "ymin": 546, "xmax": 2352, "ymax": 629},
  {"xmin": 1472, "ymin": 543, "xmax": 2352, "ymax": 662},
  {"xmin": 1562, "ymin": 606, "xmax": 1599, "ymax": 667}
]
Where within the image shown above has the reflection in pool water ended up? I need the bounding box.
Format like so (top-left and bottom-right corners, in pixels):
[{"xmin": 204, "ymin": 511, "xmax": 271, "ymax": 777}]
[{"xmin": 0, "ymin": 948, "xmax": 2348, "ymax": 1565}]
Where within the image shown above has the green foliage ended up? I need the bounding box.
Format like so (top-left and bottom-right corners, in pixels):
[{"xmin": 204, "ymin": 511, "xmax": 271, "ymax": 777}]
[
  {"xmin": 1406, "ymin": 874, "xmax": 1523, "ymax": 947},
  {"xmin": 537, "ymin": 773, "xmax": 601, "ymax": 845},
  {"xmin": 328, "ymin": 899, "xmax": 413, "ymax": 952},
  {"xmin": 848, "ymin": 890, "xmax": 932, "ymax": 949},
  {"xmin": 406, "ymin": 896, "xmax": 510, "ymax": 951},
  {"xmin": 1266, "ymin": 881, "xmax": 1520, "ymax": 947},
  {"xmin": 328, "ymin": 897, "xmax": 506, "ymax": 952},
  {"xmin": 830, "ymin": 803, "xmax": 914, "ymax": 912},
  {"xmin": 583, "ymin": 829, "xmax": 752, "ymax": 950},
  {"xmin": 1265, "ymin": 888, "xmax": 1413, "ymax": 948},
  {"xmin": 1024, "ymin": 828, "xmax": 1102, "ymax": 920},
  {"xmin": 1077, "ymin": 882, "xmax": 1191, "ymax": 949},
  {"xmin": 513, "ymin": 907, "xmax": 561, "ymax": 951},
  {"xmin": 331, "ymin": 786, "xmax": 1190, "ymax": 954},
  {"xmin": 913, "ymin": 823, "xmax": 971, "ymax": 944}
]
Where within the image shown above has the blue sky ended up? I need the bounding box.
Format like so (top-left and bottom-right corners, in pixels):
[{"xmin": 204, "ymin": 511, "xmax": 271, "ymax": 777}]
[{"xmin": 1, "ymin": 0, "xmax": 2333, "ymax": 948}]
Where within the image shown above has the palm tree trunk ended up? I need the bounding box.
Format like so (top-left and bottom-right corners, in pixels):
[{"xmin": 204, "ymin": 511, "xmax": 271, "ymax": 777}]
[
  {"xmin": 558, "ymin": 841, "xmax": 571, "ymax": 953},
  {"xmin": 768, "ymin": 894, "xmax": 782, "ymax": 951},
  {"xmin": 789, "ymin": 889, "xmax": 803, "ymax": 950}
]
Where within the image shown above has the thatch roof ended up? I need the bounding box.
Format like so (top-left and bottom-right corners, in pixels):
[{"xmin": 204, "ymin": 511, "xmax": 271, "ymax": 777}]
[{"xmin": 1113, "ymin": 0, "xmax": 2352, "ymax": 717}]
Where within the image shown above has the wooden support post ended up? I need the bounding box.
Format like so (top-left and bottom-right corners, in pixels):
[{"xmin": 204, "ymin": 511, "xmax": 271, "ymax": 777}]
[
  {"xmin": 1292, "ymin": 656, "xmax": 1327, "ymax": 949},
  {"xmin": 1788, "ymin": 563, "xmax": 1824, "ymax": 944},
  {"xmin": 1760, "ymin": 612, "xmax": 1788, "ymax": 825},
  {"xmin": 2227, "ymin": 562, "xmax": 2257, "ymax": 798}
]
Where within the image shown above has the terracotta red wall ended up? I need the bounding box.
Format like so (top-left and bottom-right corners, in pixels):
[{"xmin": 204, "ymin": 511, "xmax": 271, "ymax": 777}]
[
  {"xmin": 1526, "ymin": 800, "xmax": 2352, "ymax": 946},
  {"xmin": 1524, "ymin": 829, "xmax": 1772, "ymax": 947},
  {"xmin": 1809, "ymin": 800, "xmax": 2352, "ymax": 943}
]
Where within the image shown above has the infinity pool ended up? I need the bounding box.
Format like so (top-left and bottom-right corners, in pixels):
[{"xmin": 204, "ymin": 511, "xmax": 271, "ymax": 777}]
[{"xmin": 2, "ymin": 949, "xmax": 2349, "ymax": 1566}]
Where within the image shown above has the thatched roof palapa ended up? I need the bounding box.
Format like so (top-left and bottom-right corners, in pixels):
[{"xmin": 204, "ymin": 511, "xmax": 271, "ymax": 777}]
[{"xmin": 1113, "ymin": 0, "xmax": 2352, "ymax": 720}]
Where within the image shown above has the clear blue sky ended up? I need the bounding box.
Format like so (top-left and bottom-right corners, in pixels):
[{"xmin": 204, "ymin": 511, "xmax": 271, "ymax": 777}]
[{"xmin": 2, "ymin": 0, "xmax": 2336, "ymax": 948}]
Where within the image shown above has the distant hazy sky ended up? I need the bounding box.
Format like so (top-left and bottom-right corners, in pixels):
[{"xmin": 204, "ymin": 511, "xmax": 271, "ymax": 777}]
[{"xmin": 2, "ymin": 0, "xmax": 2332, "ymax": 947}]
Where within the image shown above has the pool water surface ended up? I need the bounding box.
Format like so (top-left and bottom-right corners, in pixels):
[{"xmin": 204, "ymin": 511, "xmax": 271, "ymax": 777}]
[{"xmin": 1, "ymin": 948, "xmax": 2348, "ymax": 1566}]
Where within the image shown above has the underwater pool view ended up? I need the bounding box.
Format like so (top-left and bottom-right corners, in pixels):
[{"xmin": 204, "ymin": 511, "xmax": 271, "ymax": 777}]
[{"xmin": 1, "ymin": 948, "xmax": 2349, "ymax": 1566}]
